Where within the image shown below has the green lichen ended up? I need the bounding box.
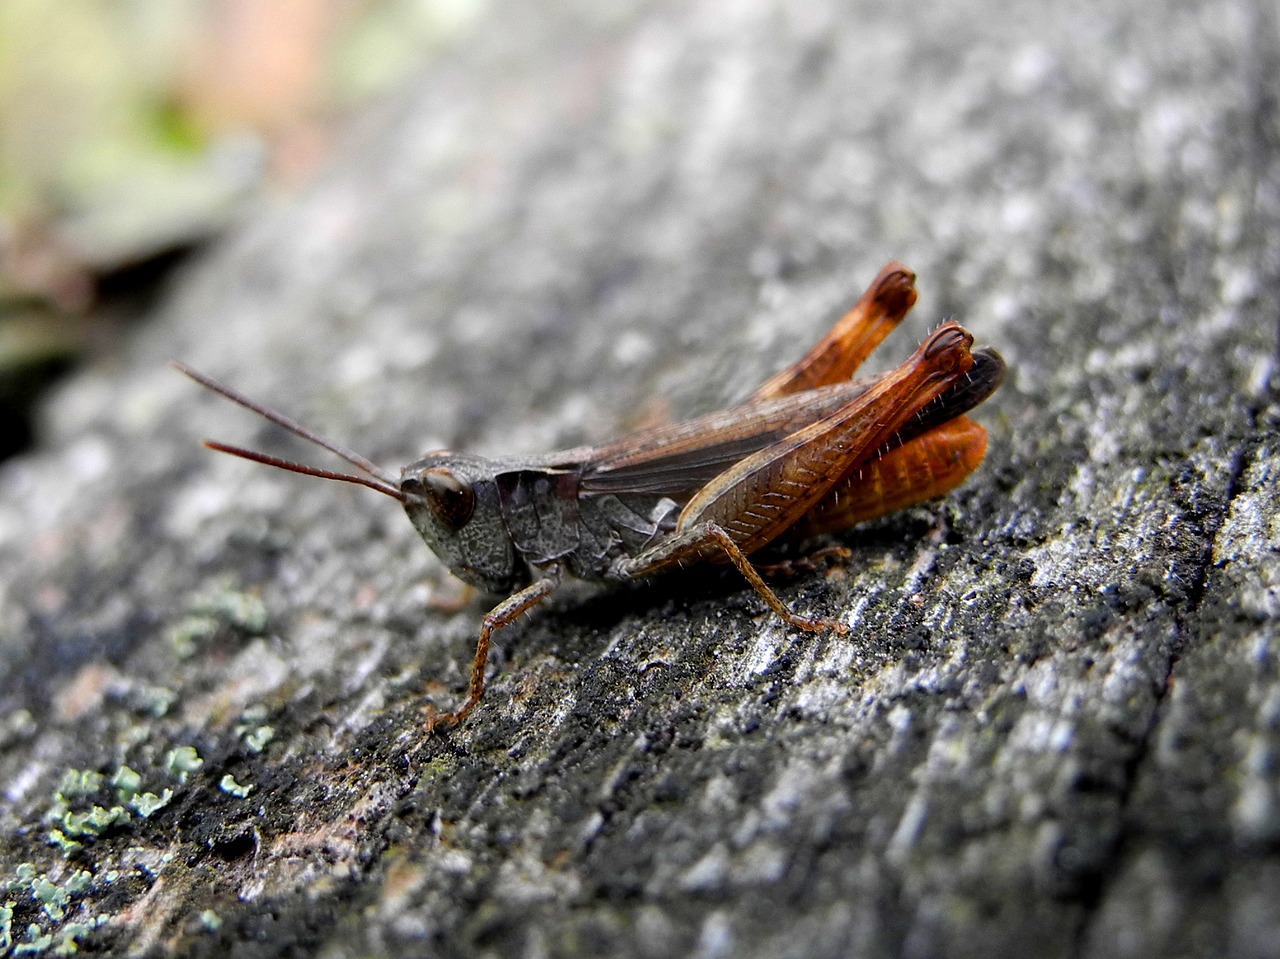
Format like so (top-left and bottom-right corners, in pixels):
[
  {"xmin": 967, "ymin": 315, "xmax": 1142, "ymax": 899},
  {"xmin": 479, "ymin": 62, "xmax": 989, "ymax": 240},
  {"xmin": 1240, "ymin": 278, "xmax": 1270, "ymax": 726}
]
[
  {"xmin": 192, "ymin": 585, "xmax": 269, "ymax": 635},
  {"xmin": 32, "ymin": 876, "xmax": 68, "ymax": 920},
  {"xmin": 219, "ymin": 775, "xmax": 253, "ymax": 799},
  {"xmin": 43, "ymin": 764, "xmax": 170, "ymax": 856},
  {"xmin": 242, "ymin": 725, "xmax": 275, "ymax": 754},
  {"xmin": 60, "ymin": 805, "xmax": 129, "ymax": 838},
  {"xmin": 199, "ymin": 909, "xmax": 222, "ymax": 931},
  {"xmin": 214, "ymin": 591, "xmax": 268, "ymax": 634},
  {"xmin": 62, "ymin": 874, "xmax": 89, "ymax": 897},
  {"xmin": 45, "ymin": 829, "xmax": 84, "ymax": 856},
  {"xmin": 129, "ymin": 685, "xmax": 177, "ymax": 718},
  {"xmin": 164, "ymin": 746, "xmax": 203, "ymax": 783},
  {"xmin": 54, "ymin": 771, "xmax": 103, "ymax": 801},
  {"xmin": 170, "ymin": 582, "xmax": 269, "ymax": 657},
  {"xmin": 13, "ymin": 922, "xmax": 52, "ymax": 954},
  {"xmin": 109, "ymin": 766, "xmax": 141, "ymax": 802},
  {"xmin": 52, "ymin": 919, "xmax": 100, "ymax": 954},
  {"xmin": 5, "ymin": 867, "xmax": 98, "ymax": 950},
  {"xmin": 168, "ymin": 614, "xmax": 219, "ymax": 658},
  {"xmin": 127, "ymin": 789, "xmax": 173, "ymax": 818}
]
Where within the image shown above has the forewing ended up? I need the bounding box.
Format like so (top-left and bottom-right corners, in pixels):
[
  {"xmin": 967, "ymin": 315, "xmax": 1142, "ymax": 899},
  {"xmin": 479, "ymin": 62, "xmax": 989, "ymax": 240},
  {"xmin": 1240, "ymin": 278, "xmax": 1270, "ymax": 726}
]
[{"xmin": 569, "ymin": 382, "xmax": 869, "ymax": 498}]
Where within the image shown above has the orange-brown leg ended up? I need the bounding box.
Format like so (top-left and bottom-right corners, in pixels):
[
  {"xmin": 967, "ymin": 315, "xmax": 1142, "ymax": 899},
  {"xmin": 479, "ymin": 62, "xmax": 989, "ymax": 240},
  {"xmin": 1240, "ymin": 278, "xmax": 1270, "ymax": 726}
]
[
  {"xmin": 705, "ymin": 524, "xmax": 849, "ymax": 633},
  {"xmin": 793, "ymin": 416, "xmax": 990, "ymax": 538},
  {"xmin": 749, "ymin": 261, "xmax": 918, "ymax": 401},
  {"xmin": 424, "ymin": 569, "xmax": 562, "ymax": 733}
]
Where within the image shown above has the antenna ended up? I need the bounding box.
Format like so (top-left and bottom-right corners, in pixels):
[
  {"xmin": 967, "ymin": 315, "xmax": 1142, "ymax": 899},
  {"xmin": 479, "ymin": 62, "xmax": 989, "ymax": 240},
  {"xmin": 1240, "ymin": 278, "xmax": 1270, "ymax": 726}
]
[{"xmin": 173, "ymin": 361, "xmax": 405, "ymax": 501}]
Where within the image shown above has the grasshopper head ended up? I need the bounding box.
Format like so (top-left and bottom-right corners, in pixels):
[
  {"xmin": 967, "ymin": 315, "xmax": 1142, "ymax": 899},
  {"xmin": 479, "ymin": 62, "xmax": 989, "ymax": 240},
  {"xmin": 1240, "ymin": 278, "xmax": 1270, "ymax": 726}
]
[
  {"xmin": 174, "ymin": 362, "xmax": 528, "ymax": 596},
  {"xmin": 401, "ymin": 453, "xmax": 527, "ymax": 594}
]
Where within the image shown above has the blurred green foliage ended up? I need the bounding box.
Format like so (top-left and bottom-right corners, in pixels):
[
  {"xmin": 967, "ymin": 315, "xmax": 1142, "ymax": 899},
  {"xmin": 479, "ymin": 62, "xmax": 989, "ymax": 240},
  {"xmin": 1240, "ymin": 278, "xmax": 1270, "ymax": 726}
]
[{"xmin": 0, "ymin": 0, "xmax": 486, "ymax": 459}]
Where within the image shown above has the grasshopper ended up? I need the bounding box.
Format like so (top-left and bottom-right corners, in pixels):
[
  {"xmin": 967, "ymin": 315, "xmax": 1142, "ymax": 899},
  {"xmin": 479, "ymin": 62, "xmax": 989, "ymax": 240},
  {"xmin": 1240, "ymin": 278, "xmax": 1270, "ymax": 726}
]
[{"xmin": 176, "ymin": 262, "xmax": 1004, "ymax": 730}]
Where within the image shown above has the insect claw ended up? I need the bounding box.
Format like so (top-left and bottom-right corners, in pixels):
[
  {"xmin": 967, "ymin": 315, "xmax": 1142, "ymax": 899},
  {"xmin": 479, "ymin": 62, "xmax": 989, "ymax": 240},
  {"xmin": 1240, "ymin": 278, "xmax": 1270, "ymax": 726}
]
[
  {"xmin": 781, "ymin": 611, "xmax": 849, "ymax": 635},
  {"xmin": 422, "ymin": 701, "xmax": 462, "ymax": 735}
]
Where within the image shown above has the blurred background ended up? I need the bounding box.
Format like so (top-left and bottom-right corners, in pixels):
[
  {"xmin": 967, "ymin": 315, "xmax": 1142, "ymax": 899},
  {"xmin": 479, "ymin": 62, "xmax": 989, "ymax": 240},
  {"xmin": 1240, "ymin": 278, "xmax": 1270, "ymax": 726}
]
[{"xmin": 0, "ymin": 0, "xmax": 485, "ymax": 461}]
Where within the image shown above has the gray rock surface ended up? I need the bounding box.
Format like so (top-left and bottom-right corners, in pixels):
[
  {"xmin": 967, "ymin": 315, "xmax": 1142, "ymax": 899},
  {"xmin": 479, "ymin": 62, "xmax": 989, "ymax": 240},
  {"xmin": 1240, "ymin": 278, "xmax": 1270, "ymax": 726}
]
[{"xmin": 1, "ymin": 0, "xmax": 1277, "ymax": 956}]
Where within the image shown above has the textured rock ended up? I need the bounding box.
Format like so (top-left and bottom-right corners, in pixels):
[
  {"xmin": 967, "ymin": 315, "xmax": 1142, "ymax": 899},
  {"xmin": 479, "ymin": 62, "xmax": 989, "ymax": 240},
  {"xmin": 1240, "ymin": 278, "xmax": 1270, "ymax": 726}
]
[{"xmin": 0, "ymin": 0, "xmax": 1276, "ymax": 956}]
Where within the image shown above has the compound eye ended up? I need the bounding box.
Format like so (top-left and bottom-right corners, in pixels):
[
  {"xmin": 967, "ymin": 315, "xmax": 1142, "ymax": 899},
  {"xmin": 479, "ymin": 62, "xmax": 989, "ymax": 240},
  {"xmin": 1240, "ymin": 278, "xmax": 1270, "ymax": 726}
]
[{"xmin": 421, "ymin": 468, "xmax": 475, "ymax": 529}]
